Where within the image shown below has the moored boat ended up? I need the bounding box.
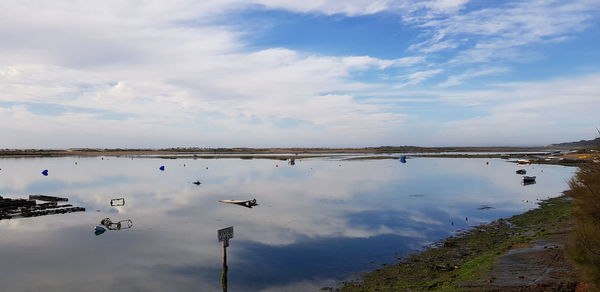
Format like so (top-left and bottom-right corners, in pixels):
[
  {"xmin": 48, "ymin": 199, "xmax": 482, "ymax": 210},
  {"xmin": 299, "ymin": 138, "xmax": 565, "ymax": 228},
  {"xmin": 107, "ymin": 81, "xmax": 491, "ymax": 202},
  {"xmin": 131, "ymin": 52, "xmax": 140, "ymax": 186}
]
[
  {"xmin": 522, "ymin": 176, "xmax": 536, "ymax": 182},
  {"xmin": 219, "ymin": 198, "xmax": 258, "ymax": 208}
]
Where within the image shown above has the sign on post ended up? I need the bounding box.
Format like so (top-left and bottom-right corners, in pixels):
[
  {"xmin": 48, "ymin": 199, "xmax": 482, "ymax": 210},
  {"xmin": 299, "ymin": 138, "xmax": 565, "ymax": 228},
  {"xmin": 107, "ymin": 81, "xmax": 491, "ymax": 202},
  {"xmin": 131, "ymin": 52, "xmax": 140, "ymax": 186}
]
[{"xmin": 218, "ymin": 226, "xmax": 234, "ymax": 243}]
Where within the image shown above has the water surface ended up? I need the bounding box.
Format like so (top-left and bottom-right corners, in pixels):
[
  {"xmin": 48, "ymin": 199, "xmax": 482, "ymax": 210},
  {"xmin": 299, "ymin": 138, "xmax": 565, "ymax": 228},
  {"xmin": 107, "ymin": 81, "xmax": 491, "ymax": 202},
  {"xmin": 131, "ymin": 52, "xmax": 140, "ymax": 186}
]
[{"xmin": 0, "ymin": 157, "xmax": 576, "ymax": 291}]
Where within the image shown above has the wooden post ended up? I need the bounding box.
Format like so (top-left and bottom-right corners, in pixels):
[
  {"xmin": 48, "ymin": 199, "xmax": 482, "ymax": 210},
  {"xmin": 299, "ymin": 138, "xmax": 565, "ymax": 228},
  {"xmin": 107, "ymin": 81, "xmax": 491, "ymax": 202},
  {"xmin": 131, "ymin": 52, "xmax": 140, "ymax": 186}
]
[
  {"xmin": 221, "ymin": 240, "xmax": 228, "ymax": 292},
  {"xmin": 217, "ymin": 226, "xmax": 233, "ymax": 292}
]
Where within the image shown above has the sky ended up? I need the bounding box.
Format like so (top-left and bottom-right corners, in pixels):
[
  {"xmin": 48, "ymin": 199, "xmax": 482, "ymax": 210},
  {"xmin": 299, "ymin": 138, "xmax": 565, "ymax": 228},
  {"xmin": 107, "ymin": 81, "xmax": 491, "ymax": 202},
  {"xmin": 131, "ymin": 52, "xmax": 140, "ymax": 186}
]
[{"xmin": 1, "ymin": 0, "xmax": 599, "ymax": 148}]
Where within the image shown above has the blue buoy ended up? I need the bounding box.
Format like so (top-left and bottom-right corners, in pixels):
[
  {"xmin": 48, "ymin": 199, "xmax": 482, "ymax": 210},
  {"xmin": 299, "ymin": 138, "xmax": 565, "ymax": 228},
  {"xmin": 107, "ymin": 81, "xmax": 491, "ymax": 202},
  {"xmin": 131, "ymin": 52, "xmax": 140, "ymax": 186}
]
[
  {"xmin": 159, "ymin": 166, "xmax": 165, "ymax": 171},
  {"xmin": 41, "ymin": 169, "xmax": 49, "ymax": 176},
  {"xmin": 400, "ymin": 156, "xmax": 407, "ymax": 163},
  {"xmin": 94, "ymin": 225, "xmax": 106, "ymax": 236}
]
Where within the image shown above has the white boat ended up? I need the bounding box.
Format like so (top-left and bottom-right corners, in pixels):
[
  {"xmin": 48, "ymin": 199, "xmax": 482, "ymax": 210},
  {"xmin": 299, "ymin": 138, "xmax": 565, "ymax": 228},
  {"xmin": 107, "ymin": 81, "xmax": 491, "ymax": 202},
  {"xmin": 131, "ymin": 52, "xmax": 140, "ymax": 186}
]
[
  {"xmin": 517, "ymin": 159, "xmax": 531, "ymax": 164},
  {"xmin": 219, "ymin": 199, "xmax": 258, "ymax": 208}
]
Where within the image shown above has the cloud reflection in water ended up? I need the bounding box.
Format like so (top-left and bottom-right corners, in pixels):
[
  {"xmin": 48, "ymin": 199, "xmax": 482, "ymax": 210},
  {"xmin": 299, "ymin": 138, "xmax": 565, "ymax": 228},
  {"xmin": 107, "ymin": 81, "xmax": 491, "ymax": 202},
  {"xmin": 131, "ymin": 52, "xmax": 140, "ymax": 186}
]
[{"xmin": 0, "ymin": 156, "xmax": 575, "ymax": 291}]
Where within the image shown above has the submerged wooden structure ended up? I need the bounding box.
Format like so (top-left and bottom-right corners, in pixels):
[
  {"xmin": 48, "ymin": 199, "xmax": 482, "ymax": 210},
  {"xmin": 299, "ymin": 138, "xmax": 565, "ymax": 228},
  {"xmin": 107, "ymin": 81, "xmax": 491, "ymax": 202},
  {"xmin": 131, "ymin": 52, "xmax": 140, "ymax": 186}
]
[{"xmin": 0, "ymin": 195, "xmax": 85, "ymax": 220}]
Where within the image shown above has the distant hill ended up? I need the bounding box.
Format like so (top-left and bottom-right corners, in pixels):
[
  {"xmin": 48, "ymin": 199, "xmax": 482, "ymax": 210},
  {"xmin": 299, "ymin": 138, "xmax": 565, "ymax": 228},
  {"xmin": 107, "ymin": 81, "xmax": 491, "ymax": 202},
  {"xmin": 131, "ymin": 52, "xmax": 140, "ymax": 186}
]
[{"xmin": 547, "ymin": 137, "xmax": 600, "ymax": 149}]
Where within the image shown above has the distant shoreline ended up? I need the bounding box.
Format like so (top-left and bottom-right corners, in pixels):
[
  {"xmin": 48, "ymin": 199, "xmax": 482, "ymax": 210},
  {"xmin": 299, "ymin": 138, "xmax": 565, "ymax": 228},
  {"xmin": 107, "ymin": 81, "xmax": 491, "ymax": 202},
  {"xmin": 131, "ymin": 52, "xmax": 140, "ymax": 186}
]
[
  {"xmin": 2, "ymin": 147, "xmax": 595, "ymax": 166},
  {"xmin": 0, "ymin": 147, "xmax": 548, "ymax": 158}
]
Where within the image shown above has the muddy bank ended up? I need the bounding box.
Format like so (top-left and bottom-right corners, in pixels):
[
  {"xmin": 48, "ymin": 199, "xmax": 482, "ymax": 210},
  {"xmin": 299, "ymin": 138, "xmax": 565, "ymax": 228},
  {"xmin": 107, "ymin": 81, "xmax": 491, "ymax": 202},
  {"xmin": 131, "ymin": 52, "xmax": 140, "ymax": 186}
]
[{"xmin": 335, "ymin": 195, "xmax": 581, "ymax": 291}]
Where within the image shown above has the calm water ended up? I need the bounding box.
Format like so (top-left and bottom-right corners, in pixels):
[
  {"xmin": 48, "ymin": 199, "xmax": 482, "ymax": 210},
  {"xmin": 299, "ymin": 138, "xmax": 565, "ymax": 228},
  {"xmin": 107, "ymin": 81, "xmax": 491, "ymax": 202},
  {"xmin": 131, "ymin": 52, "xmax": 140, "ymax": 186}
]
[{"xmin": 0, "ymin": 157, "xmax": 576, "ymax": 291}]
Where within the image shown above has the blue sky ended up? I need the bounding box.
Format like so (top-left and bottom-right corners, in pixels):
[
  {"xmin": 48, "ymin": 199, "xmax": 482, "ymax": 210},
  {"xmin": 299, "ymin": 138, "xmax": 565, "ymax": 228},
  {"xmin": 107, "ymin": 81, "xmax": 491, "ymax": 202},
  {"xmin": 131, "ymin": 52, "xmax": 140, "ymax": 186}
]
[{"xmin": 0, "ymin": 0, "xmax": 599, "ymax": 148}]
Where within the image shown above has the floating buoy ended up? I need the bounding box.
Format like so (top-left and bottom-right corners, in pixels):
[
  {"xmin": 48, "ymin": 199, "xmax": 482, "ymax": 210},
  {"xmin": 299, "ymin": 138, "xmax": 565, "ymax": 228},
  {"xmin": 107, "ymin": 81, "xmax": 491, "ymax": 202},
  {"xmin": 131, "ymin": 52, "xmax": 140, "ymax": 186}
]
[
  {"xmin": 275, "ymin": 165, "xmax": 279, "ymax": 167},
  {"xmin": 159, "ymin": 166, "xmax": 165, "ymax": 171},
  {"xmin": 41, "ymin": 169, "xmax": 48, "ymax": 176},
  {"xmin": 94, "ymin": 225, "xmax": 106, "ymax": 236}
]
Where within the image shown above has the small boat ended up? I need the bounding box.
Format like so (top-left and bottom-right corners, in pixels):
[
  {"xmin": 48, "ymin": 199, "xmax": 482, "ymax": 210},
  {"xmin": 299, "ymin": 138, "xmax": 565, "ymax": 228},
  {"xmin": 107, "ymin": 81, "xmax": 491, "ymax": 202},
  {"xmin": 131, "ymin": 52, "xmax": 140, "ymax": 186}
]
[
  {"xmin": 522, "ymin": 176, "xmax": 536, "ymax": 182},
  {"xmin": 219, "ymin": 199, "xmax": 258, "ymax": 208},
  {"xmin": 517, "ymin": 159, "xmax": 531, "ymax": 164},
  {"xmin": 516, "ymin": 169, "xmax": 527, "ymax": 174}
]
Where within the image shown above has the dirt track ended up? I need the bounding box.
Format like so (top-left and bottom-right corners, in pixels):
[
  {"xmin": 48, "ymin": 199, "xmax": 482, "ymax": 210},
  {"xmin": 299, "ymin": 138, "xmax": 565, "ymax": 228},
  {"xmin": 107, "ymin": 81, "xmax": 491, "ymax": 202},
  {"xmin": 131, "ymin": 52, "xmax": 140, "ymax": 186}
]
[{"xmin": 460, "ymin": 225, "xmax": 582, "ymax": 291}]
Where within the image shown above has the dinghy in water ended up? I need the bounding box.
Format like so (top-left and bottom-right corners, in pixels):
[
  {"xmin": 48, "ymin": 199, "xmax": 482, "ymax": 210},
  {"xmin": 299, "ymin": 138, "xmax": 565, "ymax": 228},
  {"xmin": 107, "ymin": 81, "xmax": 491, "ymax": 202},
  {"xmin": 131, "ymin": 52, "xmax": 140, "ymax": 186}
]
[
  {"xmin": 521, "ymin": 176, "xmax": 536, "ymax": 185},
  {"xmin": 219, "ymin": 199, "xmax": 258, "ymax": 208}
]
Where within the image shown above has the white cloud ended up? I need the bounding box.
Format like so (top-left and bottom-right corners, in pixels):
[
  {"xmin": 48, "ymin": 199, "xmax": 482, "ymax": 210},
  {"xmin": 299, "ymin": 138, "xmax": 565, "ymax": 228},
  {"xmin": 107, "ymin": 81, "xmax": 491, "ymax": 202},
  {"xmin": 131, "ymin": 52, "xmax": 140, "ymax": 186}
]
[
  {"xmin": 438, "ymin": 67, "xmax": 508, "ymax": 87},
  {"xmin": 407, "ymin": 0, "xmax": 600, "ymax": 63},
  {"xmin": 395, "ymin": 68, "xmax": 444, "ymax": 88},
  {"xmin": 0, "ymin": 0, "xmax": 416, "ymax": 148},
  {"xmin": 423, "ymin": 0, "xmax": 470, "ymax": 14},
  {"xmin": 0, "ymin": 0, "xmax": 598, "ymax": 148},
  {"xmin": 254, "ymin": 0, "xmax": 398, "ymax": 16},
  {"xmin": 429, "ymin": 73, "xmax": 600, "ymax": 145}
]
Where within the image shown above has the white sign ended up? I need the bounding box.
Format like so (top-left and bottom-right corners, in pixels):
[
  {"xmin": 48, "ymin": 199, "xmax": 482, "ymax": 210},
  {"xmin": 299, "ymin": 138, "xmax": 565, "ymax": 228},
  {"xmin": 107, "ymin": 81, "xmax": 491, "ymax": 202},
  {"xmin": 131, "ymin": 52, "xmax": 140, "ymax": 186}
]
[{"xmin": 218, "ymin": 226, "xmax": 234, "ymax": 242}]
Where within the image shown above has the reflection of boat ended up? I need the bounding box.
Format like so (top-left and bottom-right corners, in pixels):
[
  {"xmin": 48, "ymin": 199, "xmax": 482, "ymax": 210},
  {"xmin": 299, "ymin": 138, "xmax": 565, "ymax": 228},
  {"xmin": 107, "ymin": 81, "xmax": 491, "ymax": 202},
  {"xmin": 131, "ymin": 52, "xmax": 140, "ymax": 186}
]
[
  {"xmin": 516, "ymin": 169, "xmax": 527, "ymax": 174},
  {"xmin": 219, "ymin": 199, "xmax": 258, "ymax": 208}
]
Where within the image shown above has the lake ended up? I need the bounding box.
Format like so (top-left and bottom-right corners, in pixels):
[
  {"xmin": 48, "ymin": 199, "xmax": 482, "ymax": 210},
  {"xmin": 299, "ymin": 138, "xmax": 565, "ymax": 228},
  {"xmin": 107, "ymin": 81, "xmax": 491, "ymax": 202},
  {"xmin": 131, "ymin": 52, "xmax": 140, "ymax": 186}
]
[{"xmin": 0, "ymin": 156, "xmax": 576, "ymax": 291}]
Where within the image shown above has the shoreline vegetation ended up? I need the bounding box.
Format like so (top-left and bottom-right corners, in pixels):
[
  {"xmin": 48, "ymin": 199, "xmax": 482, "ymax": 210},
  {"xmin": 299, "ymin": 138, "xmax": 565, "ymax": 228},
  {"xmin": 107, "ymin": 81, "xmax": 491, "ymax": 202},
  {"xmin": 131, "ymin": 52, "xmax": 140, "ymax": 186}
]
[{"xmin": 567, "ymin": 160, "xmax": 600, "ymax": 290}]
